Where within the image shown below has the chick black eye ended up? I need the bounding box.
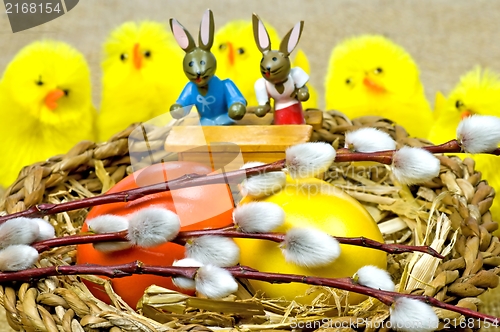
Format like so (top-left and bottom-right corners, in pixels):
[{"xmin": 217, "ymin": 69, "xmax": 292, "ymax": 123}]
[
  {"xmin": 189, "ymin": 61, "xmax": 194, "ymax": 67},
  {"xmin": 200, "ymin": 60, "xmax": 206, "ymax": 65},
  {"xmin": 374, "ymin": 67, "xmax": 383, "ymax": 74},
  {"xmin": 35, "ymin": 76, "xmax": 43, "ymax": 86},
  {"xmin": 272, "ymin": 57, "xmax": 277, "ymax": 61},
  {"xmin": 455, "ymin": 100, "xmax": 463, "ymax": 109},
  {"xmin": 346, "ymin": 78, "xmax": 352, "ymax": 84},
  {"xmin": 120, "ymin": 53, "xmax": 127, "ymax": 61},
  {"xmin": 144, "ymin": 51, "xmax": 151, "ymax": 58},
  {"xmin": 63, "ymin": 89, "xmax": 69, "ymax": 96},
  {"xmin": 237, "ymin": 48, "xmax": 245, "ymax": 55},
  {"xmin": 218, "ymin": 43, "xmax": 227, "ymax": 50}
]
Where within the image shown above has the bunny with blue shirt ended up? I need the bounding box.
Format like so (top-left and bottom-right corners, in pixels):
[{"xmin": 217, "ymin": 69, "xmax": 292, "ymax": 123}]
[{"xmin": 169, "ymin": 9, "xmax": 247, "ymax": 126}]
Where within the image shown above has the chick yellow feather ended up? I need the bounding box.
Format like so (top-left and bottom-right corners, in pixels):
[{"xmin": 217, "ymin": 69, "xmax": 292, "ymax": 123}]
[
  {"xmin": 98, "ymin": 21, "xmax": 185, "ymax": 141},
  {"xmin": 429, "ymin": 67, "xmax": 500, "ymax": 143},
  {"xmin": 0, "ymin": 40, "xmax": 96, "ymax": 188},
  {"xmin": 325, "ymin": 35, "xmax": 432, "ymax": 138},
  {"xmin": 428, "ymin": 66, "xmax": 500, "ymax": 225},
  {"xmin": 213, "ymin": 19, "xmax": 318, "ymax": 109},
  {"xmin": 433, "ymin": 91, "xmax": 447, "ymax": 120}
]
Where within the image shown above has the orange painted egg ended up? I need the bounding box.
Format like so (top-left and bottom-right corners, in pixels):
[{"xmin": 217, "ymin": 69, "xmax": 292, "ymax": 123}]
[{"xmin": 76, "ymin": 161, "xmax": 234, "ymax": 307}]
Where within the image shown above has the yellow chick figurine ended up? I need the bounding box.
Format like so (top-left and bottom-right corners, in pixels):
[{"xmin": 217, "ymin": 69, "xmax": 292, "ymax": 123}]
[
  {"xmin": 325, "ymin": 35, "xmax": 433, "ymax": 138},
  {"xmin": 98, "ymin": 21, "xmax": 185, "ymax": 141},
  {"xmin": 0, "ymin": 40, "xmax": 96, "ymax": 188},
  {"xmin": 429, "ymin": 66, "xmax": 500, "ymax": 224},
  {"xmin": 213, "ymin": 19, "xmax": 318, "ymax": 109}
]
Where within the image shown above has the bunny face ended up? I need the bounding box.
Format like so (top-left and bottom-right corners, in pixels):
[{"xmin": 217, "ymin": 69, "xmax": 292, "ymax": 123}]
[
  {"xmin": 183, "ymin": 49, "xmax": 217, "ymax": 87},
  {"xmin": 252, "ymin": 14, "xmax": 304, "ymax": 85},
  {"xmin": 170, "ymin": 10, "xmax": 217, "ymax": 88},
  {"xmin": 260, "ymin": 50, "xmax": 291, "ymax": 84}
]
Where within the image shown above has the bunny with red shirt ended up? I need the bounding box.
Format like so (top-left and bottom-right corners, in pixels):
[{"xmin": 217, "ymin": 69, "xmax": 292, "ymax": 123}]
[
  {"xmin": 169, "ymin": 9, "xmax": 246, "ymax": 126},
  {"xmin": 252, "ymin": 14, "xmax": 310, "ymax": 125}
]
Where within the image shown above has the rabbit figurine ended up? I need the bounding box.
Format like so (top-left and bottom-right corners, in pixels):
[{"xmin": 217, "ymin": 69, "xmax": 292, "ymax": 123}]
[
  {"xmin": 252, "ymin": 14, "xmax": 310, "ymax": 125},
  {"xmin": 169, "ymin": 9, "xmax": 247, "ymax": 126}
]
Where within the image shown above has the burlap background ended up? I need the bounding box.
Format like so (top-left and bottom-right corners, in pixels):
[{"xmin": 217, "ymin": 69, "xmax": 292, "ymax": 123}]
[{"xmin": 1, "ymin": 0, "xmax": 500, "ymax": 330}]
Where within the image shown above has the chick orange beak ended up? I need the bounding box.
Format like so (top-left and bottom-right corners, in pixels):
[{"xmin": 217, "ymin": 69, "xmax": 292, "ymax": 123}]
[
  {"xmin": 44, "ymin": 89, "xmax": 65, "ymax": 110},
  {"xmin": 363, "ymin": 77, "xmax": 386, "ymax": 93},
  {"xmin": 460, "ymin": 110, "xmax": 473, "ymax": 119},
  {"xmin": 133, "ymin": 43, "xmax": 142, "ymax": 70},
  {"xmin": 227, "ymin": 42, "xmax": 234, "ymax": 66}
]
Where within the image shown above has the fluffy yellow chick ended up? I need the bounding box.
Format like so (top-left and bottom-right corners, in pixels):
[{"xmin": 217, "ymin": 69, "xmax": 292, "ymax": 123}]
[
  {"xmin": 428, "ymin": 66, "xmax": 500, "ymax": 223},
  {"xmin": 213, "ymin": 19, "xmax": 318, "ymax": 109},
  {"xmin": 98, "ymin": 21, "xmax": 185, "ymax": 141},
  {"xmin": 0, "ymin": 40, "xmax": 96, "ymax": 188},
  {"xmin": 325, "ymin": 35, "xmax": 432, "ymax": 138}
]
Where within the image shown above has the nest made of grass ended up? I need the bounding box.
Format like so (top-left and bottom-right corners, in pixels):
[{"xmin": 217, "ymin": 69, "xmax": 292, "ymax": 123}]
[{"xmin": 0, "ymin": 110, "xmax": 499, "ymax": 331}]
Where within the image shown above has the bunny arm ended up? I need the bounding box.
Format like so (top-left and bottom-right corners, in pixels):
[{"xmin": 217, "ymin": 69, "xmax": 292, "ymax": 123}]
[
  {"xmin": 254, "ymin": 67, "xmax": 310, "ymax": 111},
  {"xmin": 290, "ymin": 67, "xmax": 309, "ymax": 89},
  {"xmin": 175, "ymin": 76, "xmax": 246, "ymax": 125}
]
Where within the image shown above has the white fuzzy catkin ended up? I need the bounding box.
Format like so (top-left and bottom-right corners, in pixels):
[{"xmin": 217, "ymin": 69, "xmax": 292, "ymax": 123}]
[
  {"xmin": 285, "ymin": 142, "xmax": 336, "ymax": 179},
  {"xmin": 233, "ymin": 202, "xmax": 285, "ymax": 233},
  {"xmin": 127, "ymin": 207, "xmax": 181, "ymax": 247},
  {"xmin": 281, "ymin": 228, "xmax": 341, "ymax": 267},
  {"xmin": 389, "ymin": 297, "xmax": 439, "ymax": 332},
  {"xmin": 34, "ymin": 218, "xmax": 55, "ymax": 241},
  {"xmin": 457, "ymin": 115, "xmax": 500, "ymax": 153},
  {"xmin": 0, "ymin": 217, "xmax": 40, "ymax": 247},
  {"xmin": 195, "ymin": 264, "xmax": 238, "ymax": 298},
  {"xmin": 87, "ymin": 215, "xmax": 132, "ymax": 252},
  {"xmin": 185, "ymin": 235, "xmax": 240, "ymax": 267},
  {"xmin": 0, "ymin": 245, "xmax": 39, "ymax": 271},
  {"xmin": 354, "ymin": 265, "xmax": 395, "ymax": 292},
  {"xmin": 391, "ymin": 146, "xmax": 440, "ymax": 185},
  {"xmin": 345, "ymin": 128, "xmax": 396, "ymax": 152},
  {"xmin": 172, "ymin": 258, "xmax": 204, "ymax": 290},
  {"xmin": 239, "ymin": 162, "xmax": 286, "ymax": 198},
  {"xmin": 87, "ymin": 214, "xmax": 129, "ymax": 233}
]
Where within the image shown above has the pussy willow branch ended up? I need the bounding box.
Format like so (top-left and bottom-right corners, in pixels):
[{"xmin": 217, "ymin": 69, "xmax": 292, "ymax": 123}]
[
  {"xmin": 0, "ymin": 160, "xmax": 286, "ymax": 224},
  {"xmin": 1, "ymin": 138, "xmax": 498, "ymax": 225},
  {"xmin": 0, "ymin": 261, "xmax": 497, "ymax": 324},
  {"xmin": 32, "ymin": 228, "xmax": 443, "ymax": 258},
  {"xmin": 337, "ymin": 139, "xmax": 500, "ymax": 157}
]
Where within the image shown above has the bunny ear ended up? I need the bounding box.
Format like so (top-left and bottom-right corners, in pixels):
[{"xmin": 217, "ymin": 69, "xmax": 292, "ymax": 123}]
[
  {"xmin": 252, "ymin": 13, "xmax": 271, "ymax": 53},
  {"xmin": 279, "ymin": 21, "xmax": 304, "ymax": 56},
  {"xmin": 170, "ymin": 18, "xmax": 196, "ymax": 53},
  {"xmin": 198, "ymin": 9, "xmax": 214, "ymax": 51}
]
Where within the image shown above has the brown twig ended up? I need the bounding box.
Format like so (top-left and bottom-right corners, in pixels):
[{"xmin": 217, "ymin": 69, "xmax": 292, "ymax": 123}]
[
  {"xmin": 0, "ymin": 261, "xmax": 497, "ymax": 324},
  {"xmin": 0, "ymin": 160, "xmax": 286, "ymax": 224},
  {"xmin": 32, "ymin": 228, "xmax": 444, "ymax": 259},
  {"xmin": 338, "ymin": 139, "xmax": 500, "ymax": 157},
  {"xmin": 174, "ymin": 229, "xmax": 444, "ymax": 258}
]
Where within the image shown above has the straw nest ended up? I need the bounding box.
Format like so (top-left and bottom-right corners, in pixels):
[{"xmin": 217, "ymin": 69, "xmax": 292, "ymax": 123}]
[{"xmin": 0, "ymin": 110, "xmax": 499, "ymax": 331}]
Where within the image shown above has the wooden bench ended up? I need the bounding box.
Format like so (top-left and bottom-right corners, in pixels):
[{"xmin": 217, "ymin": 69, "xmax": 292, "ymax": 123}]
[{"xmin": 164, "ymin": 110, "xmax": 322, "ymax": 171}]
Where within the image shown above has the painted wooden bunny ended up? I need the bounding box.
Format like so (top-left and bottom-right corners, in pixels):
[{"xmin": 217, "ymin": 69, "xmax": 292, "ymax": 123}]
[
  {"xmin": 169, "ymin": 9, "xmax": 247, "ymax": 125},
  {"xmin": 252, "ymin": 14, "xmax": 310, "ymax": 125}
]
